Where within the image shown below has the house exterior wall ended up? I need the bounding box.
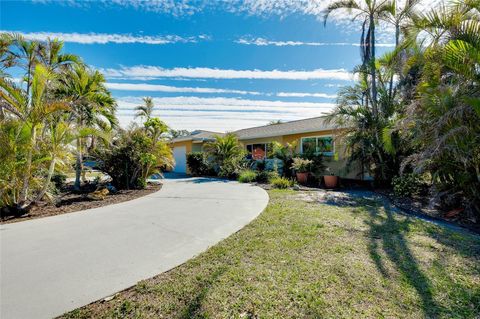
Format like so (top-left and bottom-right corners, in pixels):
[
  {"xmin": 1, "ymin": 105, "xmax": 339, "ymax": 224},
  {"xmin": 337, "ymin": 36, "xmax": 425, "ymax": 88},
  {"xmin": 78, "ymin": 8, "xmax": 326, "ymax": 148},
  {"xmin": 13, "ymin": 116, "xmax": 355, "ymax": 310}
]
[
  {"xmin": 239, "ymin": 129, "xmax": 362, "ymax": 179},
  {"xmin": 170, "ymin": 140, "xmax": 193, "ymax": 153},
  {"xmin": 192, "ymin": 143, "xmax": 203, "ymax": 153},
  {"xmin": 169, "ymin": 140, "xmax": 193, "ymax": 173},
  {"xmin": 170, "ymin": 129, "xmax": 363, "ymax": 180}
]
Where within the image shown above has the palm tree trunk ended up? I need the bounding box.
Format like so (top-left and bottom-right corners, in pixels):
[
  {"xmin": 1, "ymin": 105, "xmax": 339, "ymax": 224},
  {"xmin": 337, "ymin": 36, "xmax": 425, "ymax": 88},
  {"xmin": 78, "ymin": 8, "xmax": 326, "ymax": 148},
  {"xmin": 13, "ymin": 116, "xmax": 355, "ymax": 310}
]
[
  {"xmin": 32, "ymin": 157, "xmax": 56, "ymax": 204},
  {"xmin": 388, "ymin": 22, "xmax": 401, "ymax": 99},
  {"xmin": 74, "ymin": 137, "xmax": 82, "ymax": 190},
  {"xmin": 19, "ymin": 126, "xmax": 36, "ymax": 206},
  {"xmin": 370, "ymin": 14, "xmax": 378, "ymax": 117}
]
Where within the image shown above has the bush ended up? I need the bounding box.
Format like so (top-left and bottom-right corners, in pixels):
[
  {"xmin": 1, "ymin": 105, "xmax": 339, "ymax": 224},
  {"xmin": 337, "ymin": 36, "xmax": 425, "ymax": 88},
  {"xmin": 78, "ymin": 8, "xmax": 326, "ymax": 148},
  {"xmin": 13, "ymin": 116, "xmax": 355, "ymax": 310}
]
[
  {"xmin": 186, "ymin": 152, "xmax": 212, "ymax": 176},
  {"xmin": 392, "ymin": 173, "xmax": 426, "ymax": 197},
  {"xmin": 95, "ymin": 128, "xmax": 172, "ymax": 190},
  {"xmin": 255, "ymin": 170, "xmax": 279, "ymax": 183},
  {"xmin": 301, "ymin": 153, "xmax": 326, "ymax": 178},
  {"xmin": 204, "ymin": 134, "xmax": 246, "ymax": 179},
  {"xmin": 218, "ymin": 157, "xmax": 246, "ymax": 179},
  {"xmin": 270, "ymin": 177, "xmax": 292, "ymax": 189},
  {"xmin": 238, "ymin": 170, "xmax": 257, "ymax": 183}
]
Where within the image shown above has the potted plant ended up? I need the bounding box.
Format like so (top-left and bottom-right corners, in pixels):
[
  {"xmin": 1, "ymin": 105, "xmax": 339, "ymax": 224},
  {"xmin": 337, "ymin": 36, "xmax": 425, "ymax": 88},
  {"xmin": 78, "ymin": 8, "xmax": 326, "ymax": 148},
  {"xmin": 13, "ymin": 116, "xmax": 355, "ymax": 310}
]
[
  {"xmin": 323, "ymin": 167, "xmax": 339, "ymax": 188},
  {"xmin": 291, "ymin": 157, "xmax": 312, "ymax": 184}
]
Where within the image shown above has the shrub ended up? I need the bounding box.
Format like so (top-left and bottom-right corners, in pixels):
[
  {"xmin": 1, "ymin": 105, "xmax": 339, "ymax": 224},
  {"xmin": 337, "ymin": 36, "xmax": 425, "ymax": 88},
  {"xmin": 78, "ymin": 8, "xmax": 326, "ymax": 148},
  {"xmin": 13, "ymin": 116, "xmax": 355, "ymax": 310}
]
[
  {"xmin": 95, "ymin": 128, "xmax": 172, "ymax": 190},
  {"xmin": 301, "ymin": 153, "xmax": 326, "ymax": 178},
  {"xmin": 204, "ymin": 134, "xmax": 246, "ymax": 179},
  {"xmin": 218, "ymin": 157, "xmax": 246, "ymax": 179},
  {"xmin": 291, "ymin": 157, "xmax": 313, "ymax": 173},
  {"xmin": 392, "ymin": 173, "xmax": 426, "ymax": 197},
  {"xmin": 238, "ymin": 170, "xmax": 257, "ymax": 183},
  {"xmin": 186, "ymin": 152, "xmax": 211, "ymax": 176},
  {"xmin": 270, "ymin": 141, "xmax": 297, "ymax": 178},
  {"xmin": 255, "ymin": 170, "xmax": 279, "ymax": 183},
  {"xmin": 270, "ymin": 177, "xmax": 292, "ymax": 189}
]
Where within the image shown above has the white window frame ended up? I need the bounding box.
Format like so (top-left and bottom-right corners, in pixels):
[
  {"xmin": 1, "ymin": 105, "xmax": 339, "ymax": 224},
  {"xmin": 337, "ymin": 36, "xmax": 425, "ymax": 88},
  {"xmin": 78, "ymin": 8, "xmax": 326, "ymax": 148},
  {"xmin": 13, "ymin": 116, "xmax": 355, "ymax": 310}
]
[
  {"xmin": 300, "ymin": 135, "xmax": 334, "ymax": 156},
  {"xmin": 246, "ymin": 143, "xmax": 268, "ymax": 160}
]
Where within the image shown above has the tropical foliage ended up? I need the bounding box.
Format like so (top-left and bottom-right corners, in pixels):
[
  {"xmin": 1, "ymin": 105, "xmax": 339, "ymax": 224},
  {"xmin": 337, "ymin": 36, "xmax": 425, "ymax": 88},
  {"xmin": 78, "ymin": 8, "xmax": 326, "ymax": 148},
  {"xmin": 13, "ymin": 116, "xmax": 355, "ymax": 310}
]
[
  {"xmin": 204, "ymin": 133, "xmax": 246, "ymax": 179},
  {"xmin": 324, "ymin": 0, "xmax": 480, "ymax": 218},
  {"xmin": 0, "ymin": 33, "xmax": 172, "ymax": 214}
]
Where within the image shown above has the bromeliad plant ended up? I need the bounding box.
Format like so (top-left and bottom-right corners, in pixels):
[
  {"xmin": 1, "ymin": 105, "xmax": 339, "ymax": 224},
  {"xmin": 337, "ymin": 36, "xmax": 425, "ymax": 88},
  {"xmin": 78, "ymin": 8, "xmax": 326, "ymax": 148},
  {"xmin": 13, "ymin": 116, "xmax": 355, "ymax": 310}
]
[{"xmin": 291, "ymin": 157, "xmax": 313, "ymax": 184}]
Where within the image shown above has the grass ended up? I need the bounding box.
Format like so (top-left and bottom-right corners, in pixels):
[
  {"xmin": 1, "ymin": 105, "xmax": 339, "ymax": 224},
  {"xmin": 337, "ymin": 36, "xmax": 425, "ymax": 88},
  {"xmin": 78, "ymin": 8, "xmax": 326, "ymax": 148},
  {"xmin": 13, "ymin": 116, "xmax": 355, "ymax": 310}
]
[{"xmin": 62, "ymin": 190, "xmax": 480, "ymax": 319}]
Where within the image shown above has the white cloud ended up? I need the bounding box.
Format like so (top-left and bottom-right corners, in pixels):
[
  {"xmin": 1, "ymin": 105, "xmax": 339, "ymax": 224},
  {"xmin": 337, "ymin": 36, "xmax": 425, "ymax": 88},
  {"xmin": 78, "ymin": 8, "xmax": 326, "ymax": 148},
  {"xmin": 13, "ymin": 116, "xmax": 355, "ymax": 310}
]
[
  {"xmin": 2, "ymin": 30, "xmax": 203, "ymax": 45},
  {"xmin": 277, "ymin": 92, "xmax": 337, "ymax": 98},
  {"xmin": 115, "ymin": 95, "xmax": 335, "ymax": 131},
  {"xmin": 106, "ymin": 82, "xmax": 260, "ymax": 95},
  {"xmin": 117, "ymin": 96, "xmax": 335, "ymax": 109},
  {"xmin": 101, "ymin": 66, "xmax": 354, "ymax": 81},
  {"xmin": 236, "ymin": 37, "xmax": 395, "ymax": 47},
  {"xmin": 33, "ymin": 0, "xmax": 441, "ymax": 26},
  {"xmin": 107, "ymin": 82, "xmax": 337, "ymax": 99}
]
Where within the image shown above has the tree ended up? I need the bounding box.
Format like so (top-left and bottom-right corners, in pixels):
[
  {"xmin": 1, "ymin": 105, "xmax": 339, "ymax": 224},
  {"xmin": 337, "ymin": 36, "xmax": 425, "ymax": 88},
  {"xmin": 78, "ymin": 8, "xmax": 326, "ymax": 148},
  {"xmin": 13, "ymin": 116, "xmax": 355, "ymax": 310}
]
[
  {"xmin": 0, "ymin": 64, "xmax": 69, "ymax": 208},
  {"xmin": 323, "ymin": 0, "xmax": 394, "ymax": 117},
  {"xmin": 204, "ymin": 134, "xmax": 246, "ymax": 178},
  {"xmin": 399, "ymin": 0, "xmax": 480, "ymax": 217},
  {"xmin": 56, "ymin": 65, "xmax": 116, "ymax": 190},
  {"xmin": 135, "ymin": 97, "xmax": 154, "ymax": 120}
]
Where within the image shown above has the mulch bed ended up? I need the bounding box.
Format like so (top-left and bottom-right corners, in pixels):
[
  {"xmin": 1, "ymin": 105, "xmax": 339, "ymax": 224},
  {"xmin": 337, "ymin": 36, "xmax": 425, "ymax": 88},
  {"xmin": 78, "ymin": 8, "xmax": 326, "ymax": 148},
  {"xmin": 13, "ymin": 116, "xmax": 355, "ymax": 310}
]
[{"xmin": 0, "ymin": 183, "xmax": 162, "ymax": 225}]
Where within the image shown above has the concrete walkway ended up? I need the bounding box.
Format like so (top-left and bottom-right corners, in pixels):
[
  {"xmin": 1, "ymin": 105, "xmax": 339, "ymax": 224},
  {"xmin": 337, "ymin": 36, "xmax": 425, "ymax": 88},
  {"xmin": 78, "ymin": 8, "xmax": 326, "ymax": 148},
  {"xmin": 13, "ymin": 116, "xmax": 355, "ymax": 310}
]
[{"xmin": 0, "ymin": 177, "xmax": 269, "ymax": 319}]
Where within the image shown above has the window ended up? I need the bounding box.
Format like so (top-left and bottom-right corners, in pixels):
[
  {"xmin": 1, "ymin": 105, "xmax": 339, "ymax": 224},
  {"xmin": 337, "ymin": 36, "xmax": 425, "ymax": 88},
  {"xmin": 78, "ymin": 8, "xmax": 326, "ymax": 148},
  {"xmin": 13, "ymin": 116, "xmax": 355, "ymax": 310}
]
[
  {"xmin": 301, "ymin": 136, "xmax": 334, "ymax": 156},
  {"xmin": 246, "ymin": 143, "xmax": 268, "ymax": 160}
]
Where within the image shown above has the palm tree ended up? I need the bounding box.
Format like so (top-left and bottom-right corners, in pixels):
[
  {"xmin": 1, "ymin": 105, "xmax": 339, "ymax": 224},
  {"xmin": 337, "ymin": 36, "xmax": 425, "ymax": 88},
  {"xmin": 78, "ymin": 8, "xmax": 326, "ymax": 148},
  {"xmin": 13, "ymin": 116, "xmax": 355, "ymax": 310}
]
[
  {"xmin": 323, "ymin": 0, "xmax": 394, "ymax": 116},
  {"xmin": 31, "ymin": 121, "xmax": 74, "ymax": 204},
  {"xmin": 204, "ymin": 133, "xmax": 245, "ymax": 177},
  {"xmin": 401, "ymin": 0, "xmax": 480, "ymax": 216},
  {"xmin": 0, "ymin": 64, "xmax": 69, "ymax": 207},
  {"xmin": 57, "ymin": 65, "xmax": 117, "ymax": 190},
  {"xmin": 135, "ymin": 97, "xmax": 154, "ymax": 120}
]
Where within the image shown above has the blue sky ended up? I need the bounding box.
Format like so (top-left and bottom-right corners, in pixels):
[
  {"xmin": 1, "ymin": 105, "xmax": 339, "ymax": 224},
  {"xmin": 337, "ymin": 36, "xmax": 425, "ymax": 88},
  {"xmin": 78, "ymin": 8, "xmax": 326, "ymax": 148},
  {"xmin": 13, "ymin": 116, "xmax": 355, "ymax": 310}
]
[{"xmin": 1, "ymin": 0, "xmax": 405, "ymax": 132}]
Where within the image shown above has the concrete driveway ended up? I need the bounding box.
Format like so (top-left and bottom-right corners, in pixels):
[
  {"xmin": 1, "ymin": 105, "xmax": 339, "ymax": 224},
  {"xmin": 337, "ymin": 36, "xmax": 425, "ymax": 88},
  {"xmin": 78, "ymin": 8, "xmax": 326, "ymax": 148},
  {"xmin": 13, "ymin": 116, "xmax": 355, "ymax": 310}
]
[{"xmin": 0, "ymin": 176, "xmax": 268, "ymax": 319}]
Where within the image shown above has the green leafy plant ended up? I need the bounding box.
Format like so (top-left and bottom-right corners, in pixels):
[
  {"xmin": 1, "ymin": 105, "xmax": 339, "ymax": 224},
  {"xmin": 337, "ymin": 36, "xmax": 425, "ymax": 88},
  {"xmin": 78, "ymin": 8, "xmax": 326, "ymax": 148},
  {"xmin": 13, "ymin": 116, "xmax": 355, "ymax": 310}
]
[
  {"xmin": 270, "ymin": 177, "xmax": 293, "ymax": 189},
  {"xmin": 255, "ymin": 170, "xmax": 279, "ymax": 184},
  {"xmin": 392, "ymin": 173, "xmax": 427, "ymax": 198},
  {"xmin": 269, "ymin": 141, "xmax": 297, "ymax": 177},
  {"xmin": 204, "ymin": 134, "xmax": 246, "ymax": 179},
  {"xmin": 95, "ymin": 128, "xmax": 172, "ymax": 190},
  {"xmin": 238, "ymin": 170, "xmax": 257, "ymax": 183},
  {"xmin": 186, "ymin": 152, "xmax": 212, "ymax": 176}
]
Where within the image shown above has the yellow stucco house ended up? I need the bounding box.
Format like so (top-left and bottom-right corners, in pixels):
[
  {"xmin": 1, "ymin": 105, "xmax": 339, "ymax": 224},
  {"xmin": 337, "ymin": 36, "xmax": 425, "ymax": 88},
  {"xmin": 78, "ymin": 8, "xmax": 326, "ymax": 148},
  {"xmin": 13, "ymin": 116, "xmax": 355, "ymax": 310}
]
[{"xmin": 170, "ymin": 116, "xmax": 363, "ymax": 179}]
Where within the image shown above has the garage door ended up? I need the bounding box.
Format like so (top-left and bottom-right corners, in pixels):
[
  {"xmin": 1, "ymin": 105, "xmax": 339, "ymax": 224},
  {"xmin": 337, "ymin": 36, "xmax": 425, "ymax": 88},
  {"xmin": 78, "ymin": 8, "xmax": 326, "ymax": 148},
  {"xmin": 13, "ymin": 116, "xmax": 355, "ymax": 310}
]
[{"xmin": 173, "ymin": 146, "xmax": 187, "ymax": 173}]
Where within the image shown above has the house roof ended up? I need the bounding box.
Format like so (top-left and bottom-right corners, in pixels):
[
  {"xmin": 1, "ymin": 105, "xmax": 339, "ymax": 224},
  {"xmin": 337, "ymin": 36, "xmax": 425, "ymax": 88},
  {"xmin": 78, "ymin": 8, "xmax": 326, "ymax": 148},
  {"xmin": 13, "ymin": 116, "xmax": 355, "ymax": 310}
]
[
  {"xmin": 171, "ymin": 130, "xmax": 223, "ymax": 143},
  {"xmin": 233, "ymin": 116, "xmax": 337, "ymax": 140}
]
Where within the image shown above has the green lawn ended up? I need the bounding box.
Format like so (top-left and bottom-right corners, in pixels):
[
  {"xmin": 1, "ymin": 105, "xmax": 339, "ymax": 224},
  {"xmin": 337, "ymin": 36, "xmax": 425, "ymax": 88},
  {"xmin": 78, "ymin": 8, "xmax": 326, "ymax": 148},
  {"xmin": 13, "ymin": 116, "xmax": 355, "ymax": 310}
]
[{"xmin": 63, "ymin": 190, "xmax": 480, "ymax": 319}]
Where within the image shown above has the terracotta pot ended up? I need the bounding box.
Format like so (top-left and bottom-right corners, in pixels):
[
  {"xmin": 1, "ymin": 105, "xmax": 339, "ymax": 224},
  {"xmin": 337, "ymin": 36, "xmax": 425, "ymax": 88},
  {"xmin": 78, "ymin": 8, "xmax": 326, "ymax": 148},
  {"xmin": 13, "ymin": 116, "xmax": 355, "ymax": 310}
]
[
  {"xmin": 324, "ymin": 175, "xmax": 339, "ymax": 188},
  {"xmin": 296, "ymin": 172, "xmax": 309, "ymax": 184}
]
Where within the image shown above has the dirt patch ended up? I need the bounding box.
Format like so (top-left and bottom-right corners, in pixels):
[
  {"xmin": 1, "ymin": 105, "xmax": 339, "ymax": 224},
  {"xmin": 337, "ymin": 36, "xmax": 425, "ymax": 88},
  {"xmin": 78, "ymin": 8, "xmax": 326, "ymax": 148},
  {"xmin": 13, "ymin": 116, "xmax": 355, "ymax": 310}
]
[{"xmin": 1, "ymin": 183, "xmax": 162, "ymax": 225}]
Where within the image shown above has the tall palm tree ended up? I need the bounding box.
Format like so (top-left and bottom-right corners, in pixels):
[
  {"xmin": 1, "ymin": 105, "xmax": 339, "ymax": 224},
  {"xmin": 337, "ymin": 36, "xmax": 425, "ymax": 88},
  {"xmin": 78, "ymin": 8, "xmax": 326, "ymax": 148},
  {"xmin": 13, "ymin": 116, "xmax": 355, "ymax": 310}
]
[
  {"xmin": 57, "ymin": 65, "xmax": 117, "ymax": 190},
  {"xmin": 0, "ymin": 64, "xmax": 69, "ymax": 207},
  {"xmin": 135, "ymin": 97, "xmax": 154, "ymax": 120},
  {"xmin": 323, "ymin": 0, "xmax": 394, "ymax": 116},
  {"xmin": 401, "ymin": 0, "xmax": 480, "ymax": 215}
]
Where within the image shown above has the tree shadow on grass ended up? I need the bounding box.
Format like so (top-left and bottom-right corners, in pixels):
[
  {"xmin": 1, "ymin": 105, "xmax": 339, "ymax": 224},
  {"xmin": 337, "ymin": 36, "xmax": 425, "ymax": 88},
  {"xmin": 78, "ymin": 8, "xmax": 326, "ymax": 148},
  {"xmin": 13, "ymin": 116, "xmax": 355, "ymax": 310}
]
[
  {"xmin": 365, "ymin": 200, "xmax": 443, "ymax": 318},
  {"xmin": 180, "ymin": 266, "xmax": 227, "ymax": 319}
]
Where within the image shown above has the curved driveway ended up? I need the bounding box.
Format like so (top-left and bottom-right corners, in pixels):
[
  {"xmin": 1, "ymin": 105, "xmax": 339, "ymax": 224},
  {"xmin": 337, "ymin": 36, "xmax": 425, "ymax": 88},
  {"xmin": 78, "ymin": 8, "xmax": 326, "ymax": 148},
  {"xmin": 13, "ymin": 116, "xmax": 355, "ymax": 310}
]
[{"xmin": 0, "ymin": 177, "xmax": 269, "ymax": 319}]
